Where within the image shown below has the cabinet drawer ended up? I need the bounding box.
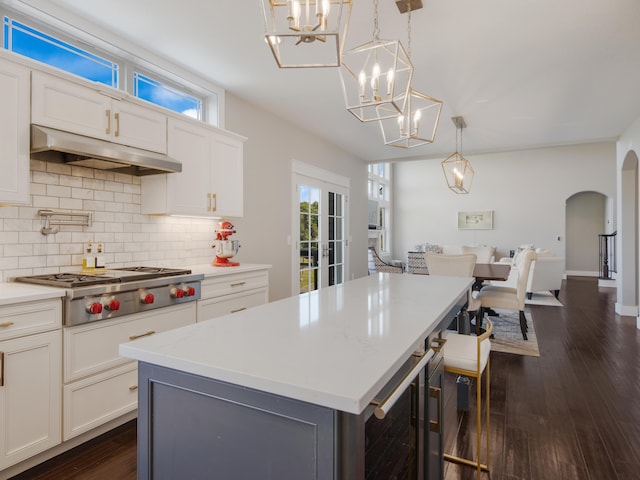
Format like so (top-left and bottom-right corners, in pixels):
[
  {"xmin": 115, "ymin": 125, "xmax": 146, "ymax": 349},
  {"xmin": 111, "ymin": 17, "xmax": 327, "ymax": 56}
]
[
  {"xmin": 64, "ymin": 303, "xmax": 195, "ymax": 382},
  {"xmin": 201, "ymin": 271, "xmax": 269, "ymax": 299},
  {"xmin": 63, "ymin": 362, "xmax": 138, "ymax": 440},
  {"xmin": 0, "ymin": 299, "xmax": 61, "ymax": 341},
  {"xmin": 197, "ymin": 288, "xmax": 268, "ymax": 322}
]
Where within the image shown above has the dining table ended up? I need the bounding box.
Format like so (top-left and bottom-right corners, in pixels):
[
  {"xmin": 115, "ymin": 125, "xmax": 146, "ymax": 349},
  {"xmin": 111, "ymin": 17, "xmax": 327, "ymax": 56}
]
[{"xmin": 472, "ymin": 262, "xmax": 511, "ymax": 289}]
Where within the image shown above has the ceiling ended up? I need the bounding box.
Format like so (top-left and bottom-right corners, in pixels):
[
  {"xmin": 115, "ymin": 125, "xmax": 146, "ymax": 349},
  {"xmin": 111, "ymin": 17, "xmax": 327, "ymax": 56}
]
[{"xmin": 22, "ymin": 0, "xmax": 640, "ymax": 163}]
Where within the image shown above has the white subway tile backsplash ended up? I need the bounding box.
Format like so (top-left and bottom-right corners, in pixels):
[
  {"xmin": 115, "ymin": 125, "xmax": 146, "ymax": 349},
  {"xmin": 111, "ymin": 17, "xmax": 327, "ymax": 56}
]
[
  {"xmin": 32, "ymin": 196, "xmax": 59, "ymax": 208},
  {"xmin": 5, "ymin": 244, "xmax": 33, "ymax": 256},
  {"xmin": 1, "ymin": 165, "xmax": 217, "ymax": 277},
  {"xmin": 59, "ymin": 198, "xmax": 84, "ymax": 210},
  {"xmin": 46, "ymin": 185, "xmax": 72, "ymax": 198},
  {"xmin": 72, "ymin": 188, "xmax": 94, "ymax": 200}
]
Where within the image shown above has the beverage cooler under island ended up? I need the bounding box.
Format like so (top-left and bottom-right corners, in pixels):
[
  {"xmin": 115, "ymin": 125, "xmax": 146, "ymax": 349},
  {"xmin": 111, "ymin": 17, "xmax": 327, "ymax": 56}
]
[{"xmin": 119, "ymin": 273, "xmax": 472, "ymax": 480}]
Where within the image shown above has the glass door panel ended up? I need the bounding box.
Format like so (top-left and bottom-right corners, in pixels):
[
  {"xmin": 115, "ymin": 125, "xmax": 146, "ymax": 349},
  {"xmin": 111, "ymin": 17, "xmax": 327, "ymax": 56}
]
[{"xmin": 295, "ymin": 176, "xmax": 348, "ymax": 294}]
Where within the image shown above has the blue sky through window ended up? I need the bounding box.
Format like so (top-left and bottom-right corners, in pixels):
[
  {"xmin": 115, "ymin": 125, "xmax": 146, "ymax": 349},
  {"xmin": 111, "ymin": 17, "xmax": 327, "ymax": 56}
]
[
  {"xmin": 3, "ymin": 16, "xmax": 202, "ymax": 119},
  {"xmin": 134, "ymin": 72, "xmax": 201, "ymax": 119},
  {"xmin": 4, "ymin": 17, "xmax": 118, "ymax": 87}
]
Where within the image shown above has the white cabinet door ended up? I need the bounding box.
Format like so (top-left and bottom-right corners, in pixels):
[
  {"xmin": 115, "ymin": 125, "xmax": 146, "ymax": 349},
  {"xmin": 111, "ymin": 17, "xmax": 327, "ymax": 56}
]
[
  {"xmin": 141, "ymin": 117, "xmax": 211, "ymax": 215},
  {"xmin": 32, "ymin": 71, "xmax": 167, "ymax": 153},
  {"xmin": 211, "ymin": 132, "xmax": 244, "ymax": 217},
  {"xmin": 0, "ymin": 330, "xmax": 62, "ymax": 470},
  {"xmin": 111, "ymin": 99, "xmax": 167, "ymax": 153},
  {"xmin": 141, "ymin": 118, "xmax": 245, "ymax": 217},
  {"xmin": 32, "ymin": 71, "xmax": 111, "ymax": 141},
  {"xmin": 0, "ymin": 59, "xmax": 30, "ymax": 205}
]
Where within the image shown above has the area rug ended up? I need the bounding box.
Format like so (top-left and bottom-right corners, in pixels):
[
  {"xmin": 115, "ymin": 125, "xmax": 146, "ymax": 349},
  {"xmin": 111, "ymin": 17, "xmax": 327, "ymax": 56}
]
[
  {"xmin": 486, "ymin": 309, "xmax": 540, "ymax": 357},
  {"xmin": 525, "ymin": 291, "xmax": 563, "ymax": 307}
]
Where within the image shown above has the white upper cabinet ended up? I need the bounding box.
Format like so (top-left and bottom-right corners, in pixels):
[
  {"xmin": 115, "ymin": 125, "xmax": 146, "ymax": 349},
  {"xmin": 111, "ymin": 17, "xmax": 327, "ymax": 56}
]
[
  {"xmin": 141, "ymin": 117, "xmax": 245, "ymax": 217},
  {"xmin": 31, "ymin": 71, "xmax": 167, "ymax": 154},
  {"xmin": 0, "ymin": 58, "xmax": 30, "ymax": 205},
  {"xmin": 211, "ymin": 132, "xmax": 244, "ymax": 218}
]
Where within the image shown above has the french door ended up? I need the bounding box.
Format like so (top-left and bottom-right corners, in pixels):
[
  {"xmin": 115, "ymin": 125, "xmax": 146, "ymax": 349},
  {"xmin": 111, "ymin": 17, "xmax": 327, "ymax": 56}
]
[{"xmin": 294, "ymin": 173, "xmax": 349, "ymax": 295}]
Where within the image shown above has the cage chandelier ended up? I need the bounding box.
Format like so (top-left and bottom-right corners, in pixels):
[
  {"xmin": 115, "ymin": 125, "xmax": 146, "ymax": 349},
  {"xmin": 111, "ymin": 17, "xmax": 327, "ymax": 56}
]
[
  {"xmin": 379, "ymin": 0, "xmax": 442, "ymax": 148},
  {"xmin": 442, "ymin": 116, "xmax": 475, "ymax": 194},
  {"xmin": 261, "ymin": 0, "xmax": 353, "ymax": 68},
  {"xmin": 338, "ymin": 0, "xmax": 413, "ymax": 122}
]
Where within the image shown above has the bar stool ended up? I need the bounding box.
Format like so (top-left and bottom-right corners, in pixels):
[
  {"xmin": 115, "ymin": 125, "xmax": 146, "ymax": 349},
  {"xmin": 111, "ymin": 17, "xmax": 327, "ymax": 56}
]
[{"xmin": 442, "ymin": 319, "xmax": 493, "ymax": 480}]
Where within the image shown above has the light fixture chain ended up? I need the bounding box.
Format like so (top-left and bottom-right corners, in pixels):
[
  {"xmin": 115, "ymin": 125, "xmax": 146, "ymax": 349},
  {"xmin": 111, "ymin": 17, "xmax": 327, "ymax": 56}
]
[
  {"xmin": 407, "ymin": 0, "xmax": 412, "ymax": 59},
  {"xmin": 372, "ymin": 0, "xmax": 380, "ymax": 39}
]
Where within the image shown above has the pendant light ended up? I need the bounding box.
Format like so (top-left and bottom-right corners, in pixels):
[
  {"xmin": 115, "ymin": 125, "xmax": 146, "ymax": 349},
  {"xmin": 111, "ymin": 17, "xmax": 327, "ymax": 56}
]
[
  {"xmin": 338, "ymin": 0, "xmax": 413, "ymax": 122},
  {"xmin": 379, "ymin": 0, "xmax": 442, "ymax": 148},
  {"xmin": 442, "ymin": 116, "xmax": 475, "ymax": 194},
  {"xmin": 261, "ymin": 0, "xmax": 353, "ymax": 68}
]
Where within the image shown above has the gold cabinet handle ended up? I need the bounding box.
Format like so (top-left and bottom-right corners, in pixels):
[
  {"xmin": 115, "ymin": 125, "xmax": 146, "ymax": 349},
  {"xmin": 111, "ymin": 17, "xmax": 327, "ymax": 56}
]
[
  {"xmin": 207, "ymin": 193, "xmax": 212, "ymax": 212},
  {"xmin": 129, "ymin": 330, "xmax": 155, "ymax": 340},
  {"xmin": 372, "ymin": 349, "xmax": 434, "ymax": 419},
  {"xmin": 106, "ymin": 109, "xmax": 111, "ymax": 134},
  {"xmin": 0, "ymin": 351, "xmax": 4, "ymax": 387},
  {"xmin": 0, "ymin": 322, "xmax": 14, "ymax": 328},
  {"xmin": 230, "ymin": 307, "xmax": 246, "ymax": 314},
  {"xmin": 114, "ymin": 112, "xmax": 120, "ymax": 137},
  {"xmin": 211, "ymin": 193, "xmax": 216, "ymax": 212},
  {"xmin": 230, "ymin": 281, "xmax": 246, "ymax": 287},
  {"xmin": 129, "ymin": 385, "xmax": 138, "ymax": 391}
]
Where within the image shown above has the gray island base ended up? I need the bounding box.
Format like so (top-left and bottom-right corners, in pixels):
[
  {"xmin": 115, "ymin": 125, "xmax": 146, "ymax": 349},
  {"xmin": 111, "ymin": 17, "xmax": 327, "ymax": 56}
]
[{"xmin": 123, "ymin": 274, "xmax": 472, "ymax": 479}]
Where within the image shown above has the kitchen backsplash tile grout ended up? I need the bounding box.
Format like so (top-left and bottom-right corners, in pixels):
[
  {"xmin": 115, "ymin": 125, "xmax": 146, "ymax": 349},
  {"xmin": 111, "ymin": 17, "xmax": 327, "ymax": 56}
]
[{"xmin": 0, "ymin": 160, "xmax": 217, "ymax": 282}]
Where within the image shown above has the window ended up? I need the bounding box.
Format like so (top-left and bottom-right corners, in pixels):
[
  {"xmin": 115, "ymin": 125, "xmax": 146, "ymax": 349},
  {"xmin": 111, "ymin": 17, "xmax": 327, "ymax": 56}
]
[
  {"xmin": 134, "ymin": 72, "xmax": 201, "ymax": 119},
  {"xmin": 3, "ymin": 16, "xmax": 118, "ymax": 87},
  {"xmin": 2, "ymin": 10, "xmax": 210, "ymax": 122},
  {"xmin": 368, "ymin": 163, "xmax": 392, "ymax": 254}
]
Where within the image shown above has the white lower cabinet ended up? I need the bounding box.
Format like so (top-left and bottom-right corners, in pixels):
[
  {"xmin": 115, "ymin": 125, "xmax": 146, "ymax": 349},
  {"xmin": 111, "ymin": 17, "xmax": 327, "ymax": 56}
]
[
  {"xmin": 63, "ymin": 302, "xmax": 196, "ymax": 440},
  {"xmin": 197, "ymin": 269, "xmax": 269, "ymax": 322},
  {"xmin": 63, "ymin": 362, "xmax": 138, "ymax": 440},
  {"xmin": 0, "ymin": 298, "xmax": 62, "ymax": 471}
]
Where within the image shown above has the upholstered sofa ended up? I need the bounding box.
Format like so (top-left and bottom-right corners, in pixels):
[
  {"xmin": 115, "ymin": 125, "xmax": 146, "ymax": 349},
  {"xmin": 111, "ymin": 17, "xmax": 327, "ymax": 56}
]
[
  {"xmin": 495, "ymin": 248, "xmax": 564, "ymax": 298},
  {"xmin": 407, "ymin": 244, "xmax": 496, "ymax": 274}
]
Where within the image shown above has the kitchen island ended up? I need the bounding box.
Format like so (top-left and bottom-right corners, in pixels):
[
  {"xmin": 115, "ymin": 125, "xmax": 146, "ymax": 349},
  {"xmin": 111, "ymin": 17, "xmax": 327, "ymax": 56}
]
[{"xmin": 120, "ymin": 273, "xmax": 472, "ymax": 480}]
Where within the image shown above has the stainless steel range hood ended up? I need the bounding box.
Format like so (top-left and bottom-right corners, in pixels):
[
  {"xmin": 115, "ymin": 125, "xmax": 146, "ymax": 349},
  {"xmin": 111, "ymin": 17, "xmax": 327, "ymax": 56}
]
[{"xmin": 30, "ymin": 125, "xmax": 181, "ymax": 175}]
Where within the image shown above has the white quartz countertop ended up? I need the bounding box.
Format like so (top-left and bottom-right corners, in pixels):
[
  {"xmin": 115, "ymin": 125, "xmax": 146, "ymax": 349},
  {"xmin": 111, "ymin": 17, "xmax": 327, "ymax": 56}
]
[
  {"xmin": 120, "ymin": 273, "xmax": 471, "ymax": 414},
  {"xmin": 185, "ymin": 263, "xmax": 271, "ymax": 277},
  {"xmin": 0, "ymin": 282, "xmax": 66, "ymax": 305}
]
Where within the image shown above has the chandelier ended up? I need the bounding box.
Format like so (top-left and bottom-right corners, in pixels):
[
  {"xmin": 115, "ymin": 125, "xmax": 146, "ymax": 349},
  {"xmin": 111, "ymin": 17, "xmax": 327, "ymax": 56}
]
[
  {"xmin": 261, "ymin": 0, "xmax": 353, "ymax": 68},
  {"xmin": 442, "ymin": 116, "xmax": 475, "ymax": 194},
  {"xmin": 379, "ymin": 1, "xmax": 442, "ymax": 148},
  {"xmin": 338, "ymin": 0, "xmax": 413, "ymax": 122}
]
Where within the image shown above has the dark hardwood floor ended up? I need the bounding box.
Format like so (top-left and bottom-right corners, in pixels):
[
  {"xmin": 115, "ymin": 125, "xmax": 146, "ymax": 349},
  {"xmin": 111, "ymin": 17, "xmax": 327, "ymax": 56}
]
[{"xmin": 9, "ymin": 276, "xmax": 638, "ymax": 480}]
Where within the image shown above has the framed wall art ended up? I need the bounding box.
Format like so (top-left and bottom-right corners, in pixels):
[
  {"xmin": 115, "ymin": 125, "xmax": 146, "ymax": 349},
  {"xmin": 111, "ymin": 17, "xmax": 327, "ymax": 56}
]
[{"xmin": 458, "ymin": 210, "xmax": 493, "ymax": 230}]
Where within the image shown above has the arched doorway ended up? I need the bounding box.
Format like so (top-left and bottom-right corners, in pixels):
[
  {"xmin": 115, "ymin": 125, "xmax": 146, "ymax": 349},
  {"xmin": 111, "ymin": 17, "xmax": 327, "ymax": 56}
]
[
  {"xmin": 618, "ymin": 150, "xmax": 639, "ymax": 319},
  {"xmin": 565, "ymin": 191, "xmax": 610, "ymax": 275}
]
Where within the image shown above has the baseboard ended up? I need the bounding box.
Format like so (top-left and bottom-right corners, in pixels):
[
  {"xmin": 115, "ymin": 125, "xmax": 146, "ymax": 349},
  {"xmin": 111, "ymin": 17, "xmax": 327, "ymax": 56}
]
[
  {"xmin": 565, "ymin": 270, "xmax": 599, "ymax": 277},
  {"xmin": 598, "ymin": 278, "xmax": 616, "ymax": 288},
  {"xmin": 615, "ymin": 302, "xmax": 639, "ymax": 317}
]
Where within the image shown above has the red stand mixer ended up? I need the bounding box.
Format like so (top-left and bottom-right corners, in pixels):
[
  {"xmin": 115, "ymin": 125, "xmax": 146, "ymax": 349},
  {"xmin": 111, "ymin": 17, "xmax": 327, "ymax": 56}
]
[{"xmin": 211, "ymin": 221, "xmax": 240, "ymax": 267}]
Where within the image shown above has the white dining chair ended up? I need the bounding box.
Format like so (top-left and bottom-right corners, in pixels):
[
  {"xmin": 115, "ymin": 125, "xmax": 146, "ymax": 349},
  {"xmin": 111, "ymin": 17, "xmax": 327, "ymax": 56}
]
[{"xmin": 476, "ymin": 249, "xmax": 536, "ymax": 340}]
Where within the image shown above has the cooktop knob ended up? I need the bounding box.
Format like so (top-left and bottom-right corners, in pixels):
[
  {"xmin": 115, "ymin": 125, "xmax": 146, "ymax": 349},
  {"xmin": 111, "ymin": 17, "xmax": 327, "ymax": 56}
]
[
  {"xmin": 87, "ymin": 302, "xmax": 103, "ymax": 314},
  {"xmin": 185, "ymin": 286, "xmax": 196, "ymax": 297},
  {"xmin": 106, "ymin": 298, "xmax": 121, "ymax": 311},
  {"xmin": 170, "ymin": 287, "xmax": 184, "ymax": 299},
  {"xmin": 140, "ymin": 293, "xmax": 155, "ymax": 305}
]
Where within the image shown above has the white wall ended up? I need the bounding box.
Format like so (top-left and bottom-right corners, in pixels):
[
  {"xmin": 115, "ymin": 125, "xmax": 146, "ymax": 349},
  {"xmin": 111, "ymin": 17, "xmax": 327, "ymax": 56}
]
[
  {"xmin": 393, "ymin": 142, "xmax": 616, "ymax": 265},
  {"xmin": 224, "ymin": 93, "xmax": 369, "ymax": 302},
  {"xmin": 565, "ymin": 191, "xmax": 606, "ymax": 273},
  {"xmin": 616, "ymin": 116, "xmax": 640, "ymax": 317}
]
